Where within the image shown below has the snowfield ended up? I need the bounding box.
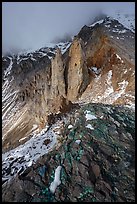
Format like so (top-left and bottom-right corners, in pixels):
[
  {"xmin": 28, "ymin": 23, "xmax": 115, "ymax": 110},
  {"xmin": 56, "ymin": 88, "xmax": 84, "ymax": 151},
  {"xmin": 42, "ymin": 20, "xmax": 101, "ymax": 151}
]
[{"xmin": 2, "ymin": 122, "xmax": 62, "ymax": 182}]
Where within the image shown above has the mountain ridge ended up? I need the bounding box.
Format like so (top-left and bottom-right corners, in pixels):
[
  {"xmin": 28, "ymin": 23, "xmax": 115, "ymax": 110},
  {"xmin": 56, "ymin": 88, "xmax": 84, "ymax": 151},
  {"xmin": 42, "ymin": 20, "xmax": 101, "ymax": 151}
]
[
  {"xmin": 2, "ymin": 12, "xmax": 135, "ymax": 202},
  {"xmin": 2, "ymin": 14, "xmax": 135, "ymax": 153}
]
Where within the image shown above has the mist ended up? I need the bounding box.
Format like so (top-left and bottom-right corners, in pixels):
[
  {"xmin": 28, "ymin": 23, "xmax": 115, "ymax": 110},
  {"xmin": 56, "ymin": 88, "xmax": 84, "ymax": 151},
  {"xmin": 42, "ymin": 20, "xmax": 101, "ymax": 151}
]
[{"xmin": 2, "ymin": 2, "xmax": 135, "ymax": 55}]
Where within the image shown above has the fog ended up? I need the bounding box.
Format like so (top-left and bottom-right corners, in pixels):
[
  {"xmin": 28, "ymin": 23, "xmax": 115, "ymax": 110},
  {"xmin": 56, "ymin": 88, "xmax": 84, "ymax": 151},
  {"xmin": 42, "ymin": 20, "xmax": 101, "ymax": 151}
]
[{"xmin": 2, "ymin": 2, "xmax": 135, "ymax": 55}]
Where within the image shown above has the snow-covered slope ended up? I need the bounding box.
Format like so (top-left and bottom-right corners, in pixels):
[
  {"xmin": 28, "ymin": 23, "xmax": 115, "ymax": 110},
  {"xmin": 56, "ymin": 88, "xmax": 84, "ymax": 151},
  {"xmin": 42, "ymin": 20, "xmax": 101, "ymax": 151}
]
[
  {"xmin": 14, "ymin": 41, "xmax": 71, "ymax": 64},
  {"xmin": 109, "ymin": 11, "xmax": 135, "ymax": 33},
  {"xmin": 2, "ymin": 120, "xmax": 64, "ymax": 182},
  {"xmin": 89, "ymin": 11, "xmax": 135, "ymax": 33}
]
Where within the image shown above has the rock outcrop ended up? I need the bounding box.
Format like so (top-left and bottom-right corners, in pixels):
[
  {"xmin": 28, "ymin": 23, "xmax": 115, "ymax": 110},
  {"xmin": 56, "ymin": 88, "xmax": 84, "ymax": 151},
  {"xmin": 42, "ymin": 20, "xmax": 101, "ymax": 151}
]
[
  {"xmin": 51, "ymin": 48, "xmax": 66, "ymax": 99},
  {"xmin": 66, "ymin": 38, "xmax": 89, "ymax": 101}
]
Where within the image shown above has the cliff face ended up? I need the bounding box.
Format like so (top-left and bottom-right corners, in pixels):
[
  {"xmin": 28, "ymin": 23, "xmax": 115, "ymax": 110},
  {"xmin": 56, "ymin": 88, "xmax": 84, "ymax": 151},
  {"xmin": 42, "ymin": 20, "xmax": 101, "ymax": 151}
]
[
  {"xmin": 77, "ymin": 19, "xmax": 135, "ymax": 105},
  {"xmin": 51, "ymin": 48, "xmax": 66, "ymax": 99},
  {"xmin": 66, "ymin": 38, "xmax": 89, "ymax": 101},
  {"xmin": 2, "ymin": 17, "xmax": 135, "ymax": 152}
]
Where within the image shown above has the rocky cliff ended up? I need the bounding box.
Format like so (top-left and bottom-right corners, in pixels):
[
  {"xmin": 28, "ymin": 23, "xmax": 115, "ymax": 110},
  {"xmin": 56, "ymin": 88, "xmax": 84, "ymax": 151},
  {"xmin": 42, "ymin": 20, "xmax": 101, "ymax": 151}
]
[
  {"xmin": 2, "ymin": 17, "xmax": 135, "ymax": 152},
  {"xmin": 2, "ymin": 14, "xmax": 135, "ymax": 202},
  {"xmin": 66, "ymin": 38, "xmax": 89, "ymax": 101}
]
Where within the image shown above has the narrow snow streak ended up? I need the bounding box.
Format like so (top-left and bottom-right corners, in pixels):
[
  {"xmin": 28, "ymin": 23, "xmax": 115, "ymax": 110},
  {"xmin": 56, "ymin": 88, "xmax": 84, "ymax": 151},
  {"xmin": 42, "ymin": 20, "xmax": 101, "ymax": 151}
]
[
  {"xmin": 4, "ymin": 57, "xmax": 13, "ymax": 78},
  {"xmin": 49, "ymin": 166, "xmax": 62, "ymax": 194},
  {"xmin": 90, "ymin": 19, "xmax": 104, "ymax": 27},
  {"xmin": 116, "ymin": 54, "xmax": 121, "ymax": 60}
]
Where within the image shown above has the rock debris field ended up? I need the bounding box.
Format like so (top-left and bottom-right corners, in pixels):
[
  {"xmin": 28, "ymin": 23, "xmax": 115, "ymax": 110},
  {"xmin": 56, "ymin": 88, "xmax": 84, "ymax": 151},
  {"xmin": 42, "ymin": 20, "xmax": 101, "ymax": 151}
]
[{"xmin": 2, "ymin": 103, "xmax": 135, "ymax": 202}]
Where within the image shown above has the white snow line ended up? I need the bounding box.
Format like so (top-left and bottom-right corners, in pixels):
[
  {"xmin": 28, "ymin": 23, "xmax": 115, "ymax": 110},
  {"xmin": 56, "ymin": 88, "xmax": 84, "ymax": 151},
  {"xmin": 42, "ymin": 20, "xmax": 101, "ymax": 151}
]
[
  {"xmin": 30, "ymin": 57, "xmax": 36, "ymax": 61},
  {"xmin": 4, "ymin": 57, "xmax": 13, "ymax": 77},
  {"xmin": 19, "ymin": 137, "xmax": 27, "ymax": 142},
  {"xmin": 2, "ymin": 90, "xmax": 18, "ymax": 103},
  {"xmin": 107, "ymin": 70, "xmax": 113, "ymax": 83},
  {"xmin": 2, "ymin": 99, "xmax": 17, "ymax": 120},
  {"xmin": 116, "ymin": 54, "xmax": 121, "ymax": 60},
  {"xmin": 90, "ymin": 19, "xmax": 104, "ymax": 27},
  {"xmin": 61, "ymin": 43, "xmax": 71, "ymax": 54},
  {"xmin": 17, "ymin": 57, "xmax": 29, "ymax": 64}
]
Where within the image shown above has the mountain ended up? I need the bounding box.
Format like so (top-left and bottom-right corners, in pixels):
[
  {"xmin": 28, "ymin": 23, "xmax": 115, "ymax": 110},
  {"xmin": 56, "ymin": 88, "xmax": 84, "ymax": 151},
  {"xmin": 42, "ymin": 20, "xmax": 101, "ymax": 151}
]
[{"xmin": 2, "ymin": 13, "xmax": 135, "ymax": 202}]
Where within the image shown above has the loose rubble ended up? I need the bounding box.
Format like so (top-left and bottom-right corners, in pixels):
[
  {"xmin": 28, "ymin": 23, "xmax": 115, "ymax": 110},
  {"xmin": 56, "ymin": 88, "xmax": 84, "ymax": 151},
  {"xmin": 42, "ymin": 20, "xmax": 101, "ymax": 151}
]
[{"xmin": 2, "ymin": 103, "xmax": 135, "ymax": 202}]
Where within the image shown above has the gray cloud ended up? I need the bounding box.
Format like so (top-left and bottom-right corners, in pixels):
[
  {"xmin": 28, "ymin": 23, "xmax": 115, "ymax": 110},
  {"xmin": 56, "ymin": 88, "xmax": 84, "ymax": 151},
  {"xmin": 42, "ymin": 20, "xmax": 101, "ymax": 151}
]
[{"xmin": 2, "ymin": 2, "xmax": 135, "ymax": 55}]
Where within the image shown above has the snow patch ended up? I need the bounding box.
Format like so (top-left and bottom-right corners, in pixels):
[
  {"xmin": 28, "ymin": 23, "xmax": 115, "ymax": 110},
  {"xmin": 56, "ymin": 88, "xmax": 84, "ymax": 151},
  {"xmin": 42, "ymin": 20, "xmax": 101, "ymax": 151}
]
[
  {"xmin": 124, "ymin": 69, "xmax": 127, "ymax": 74},
  {"xmin": 56, "ymin": 42, "xmax": 71, "ymax": 54},
  {"xmin": 104, "ymin": 86, "xmax": 114, "ymax": 96},
  {"xmin": 49, "ymin": 166, "xmax": 62, "ymax": 194},
  {"xmin": 68, "ymin": 124, "xmax": 73, "ymax": 129},
  {"xmin": 125, "ymin": 103, "xmax": 135, "ymax": 111},
  {"xmin": 116, "ymin": 54, "xmax": 121, "ymax": 60},
  {"xmin": 107, "ymin": 70, "xmax": 113, "ymax": 82},
  {"xmin": 90, "ymin": 67, "xmax": 101, "ymax": 75},
  {"xmin": 48, "ymin": 55, "xmax": 52, "ymax": 59},
  {"xmin": 104, "ymin": 70, "xmax": 114, "ymax": 97},
  {"xmin": 19, "ymin": 137, "xmax": 27, "ymax": 142},
  {"xmin": 118, "ymin": 80, "xmax": 128, "ymax": 87},
  {"xmin": 75, "ymin": 140, "xmax": 81, "ymax": 144},
  {"xmin": 107, "ymin": 11, "xmax": 135, "ymax": 32},
  {"xmin": 17, "ymin": 57, "xmax": 29, "ymax": 64},
  {"xmin": 86, "ymin": 124, "xmax": 94, "ymax": 130},
  {"xmin": 85, "ymin": 113, "xmax": 97, "ymax": 121},
  {"xmin": 112, "ymin": 29, "xmax": 127, "ymax": 34},
  {"xmin": 90, "ymin": 19, "xmax": 104, "ymax": 27},
  {"xmin": 27, "ymin": 160, "xmax": 33, "ymax": 167},
  {"xmin": 2, "ymin": 124, "xmax": 59, "ymax": 181},
  {"xmin": 102, "ymin": 80, "xmax": 129, "ymax": 104},
  {"xmin": 105, "ymin": 24, "xmax": 110, "ymax": 28},
  {"xmin": 30, "ymin": 57, "xmax": 36, "ymax": 61}
]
